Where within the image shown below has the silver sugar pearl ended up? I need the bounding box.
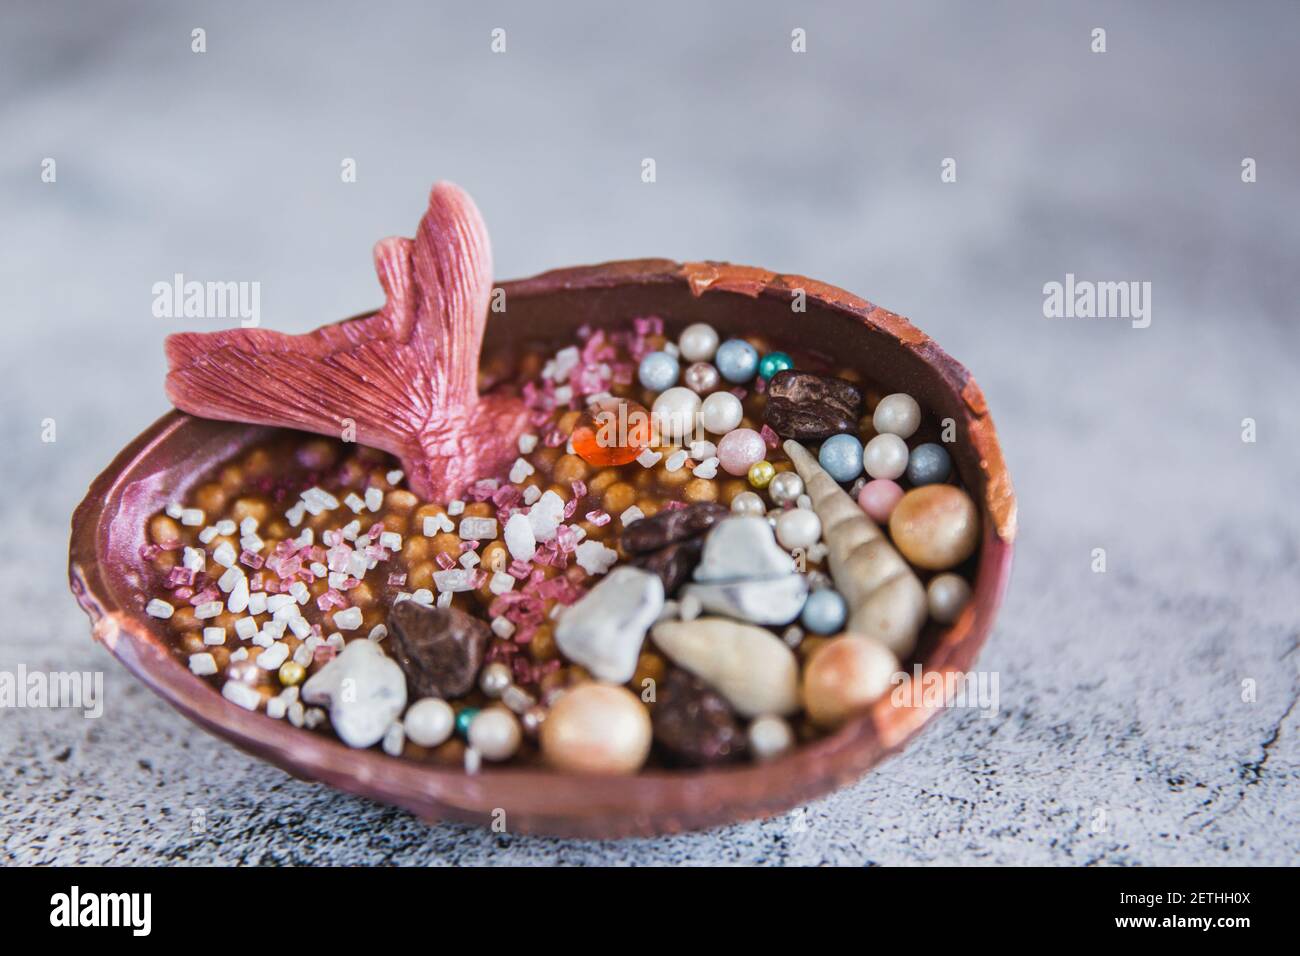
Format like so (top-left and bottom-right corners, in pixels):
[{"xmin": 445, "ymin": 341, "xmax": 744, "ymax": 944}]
[
  {"xmin": 521, "ymin": 705, "xmax": 548, "ymax": 736},
  {"xmin": 683, "ymin": 361, "xmax": 721, "ymax": 394},
  {"xmin": 478, "ymin": 661, "xmax": 513, "ymax": 698},
  {"xmin": 768, "ymin": 470, "xmax": 804, "ymax": 506}
]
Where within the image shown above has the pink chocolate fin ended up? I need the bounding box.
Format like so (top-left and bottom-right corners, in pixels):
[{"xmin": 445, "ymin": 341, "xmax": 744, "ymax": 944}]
[{"xmin": 165, "ymin": 182, "xmax": 527, "ymax": 499}]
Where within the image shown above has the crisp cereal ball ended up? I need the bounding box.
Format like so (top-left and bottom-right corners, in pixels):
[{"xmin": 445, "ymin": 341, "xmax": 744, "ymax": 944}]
[
  {"xmin": 872, "ymin": 393, "xmax": 921, "ymax": 439},
  {"xmin": 927, "ymin": 572, "xmax": 972, "ymax": 624}
]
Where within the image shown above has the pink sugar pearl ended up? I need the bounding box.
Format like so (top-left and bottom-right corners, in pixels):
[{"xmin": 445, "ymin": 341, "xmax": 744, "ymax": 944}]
[
  {"xmin": 858, "ymin": 479, "xmax": 904, "ymax": 524},
  {"xmin": 717, "ymin": 428, "xmax": 767, "ymax": 476}
]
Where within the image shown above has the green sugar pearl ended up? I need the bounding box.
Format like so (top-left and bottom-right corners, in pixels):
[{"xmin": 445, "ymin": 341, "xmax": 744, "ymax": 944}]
[
  {"xmin": 757, "ymin": 351, "xmax": 793, "ymax": 380},
  {"xmin": 455, "ymin": 706, "xmax": 480, "ymax": 737}
]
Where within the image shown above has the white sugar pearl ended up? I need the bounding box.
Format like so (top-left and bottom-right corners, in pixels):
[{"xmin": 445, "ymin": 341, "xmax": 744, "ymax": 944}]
[
  {"xmin": 927, "ymin": 572, "xmax": 972, "ymax": 624},
  {"xmin": 403, "ymin": 697, "xmax": 455, "ymax": 747},
  {"xmin": 467, "ymin": 707, "xmax": 522, "ymax": 761},
  {"xmin": 748, "ymin": 715, "xmax": 795, "ymax": 761},
  {"xmin": 699, "ymin": 390, "xmax": 743, "ymax": 434},
  {"xmin": 678, "ymin": 322, "xmax": 720, "ymax": 362},
  {"xmin": 731, "ymin": 491, "xmax": 766, "ymax": 516},
  {"xmin": 872, "ymin": 392, "xmax": 921, "ymax": 439},
  {"xmin": 776, "ymin": 507, "xmax": 822, "ymax": 550},
  {"xmin": 863, "ymin": 433, "xmax": 909, "ymax": 480},
  {"xmin": 652, "ymin": 386, "xmax": 702, "ymax": 441}
]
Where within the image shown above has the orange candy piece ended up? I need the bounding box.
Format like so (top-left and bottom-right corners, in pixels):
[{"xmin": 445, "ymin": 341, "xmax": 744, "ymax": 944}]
[{"xmin": 571, "ymin": 398, "xmax": 653, "ymax": 466}]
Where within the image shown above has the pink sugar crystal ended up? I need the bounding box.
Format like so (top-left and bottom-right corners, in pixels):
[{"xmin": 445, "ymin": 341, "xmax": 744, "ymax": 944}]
[
  {"xmin": 166, "ymin": 567, "xmax": 198, "ymax": 588},
  {"xmin": 760, "ymin": 424, "xmax": 780, "ymax": 450},
  {"xmin": 585, "ymin": 509, "xmax": 611, "ymax": 526},
  {"xmin": 239, "ymin": 550, "xmax": 264, "ymax": 569},
  {"xmin": 387, "ymin": 572, "xmax": 407, "ymax": 587},
  {"xmin": 436, "ymin": 552, "xmax": 457, "ymax": 570}
]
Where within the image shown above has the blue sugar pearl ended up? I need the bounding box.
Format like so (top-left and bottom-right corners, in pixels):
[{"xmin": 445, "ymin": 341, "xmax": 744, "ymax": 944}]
[
  {"xmin": 818, "ymin": 433, "xmax": 863, "ymax": 483},
  {"xmin": 801, "ymin": 588, "xmax": 847, "ymax": 635},
  {"xmin": 638, "ymin": 350, "xmax": 680, "ymax": 391},
  {"xmin": 906, "ymin": 442, "xmax": 952, "ymax": 486},
  {"xmin": 715, "ymin": 338, "xmax": 760, "ymax": 383},
  {"xmin": 455, "ymin": 707, "xmax": 480, "ymax": 737}
]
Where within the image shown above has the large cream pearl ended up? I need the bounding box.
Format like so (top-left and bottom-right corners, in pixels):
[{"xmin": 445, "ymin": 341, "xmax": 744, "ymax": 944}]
[
  {"xmin": 678, "ymin": 322, "xmax": 720, "ymax": 362},
  {"xmin": 872, "ymin": 393, "xmax": 921, "ymax": 439},
  {"xmin": 540, "ymin": 683, "xmax": 651, "ymax": 774},
  {"xmin": 468, "ymin": 706, "xmax": 522, "ymax": 761},
  {"xmin": 699, "ymin": 391, "xmax": 743, "ymax": 435},
  {"xmin": 775, "ymin": 507, "xmax": 821, "ymax": 550},
  {"xmin": 889, "ymin": 485, "xmax": 980, "ymax": 571},
  {"xmin": 404, "ymin": 697, "xmax": 455, "ymax": 747},
  {"xmin": 652, "ymin": 387, "xmax": 702, "ymax": 442},
  {"xmin": 863, "ymin": 433, "xmax": 909, "ymax": 480},
  {"xmin": 802, "ymin": 635, "xmax": 899, "ymax": 729}
]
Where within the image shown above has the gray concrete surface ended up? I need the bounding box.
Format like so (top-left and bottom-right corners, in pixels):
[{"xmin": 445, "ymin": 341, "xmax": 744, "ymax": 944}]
[{"xmin": 2, "ymin": 1, "xmax": 1297, "ymax": 865}]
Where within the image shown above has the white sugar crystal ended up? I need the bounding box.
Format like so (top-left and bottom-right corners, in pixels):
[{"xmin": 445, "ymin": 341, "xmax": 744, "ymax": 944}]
[
  {"xmin": 189, "ymin": 653, "xmax": 218, "ymax": 677},
  {"xmin": 239, "ymin": 516, "xmax": 259, "ymax": 535},
  {"xmin": 383, "ymin": 721, "xmax": 405, "ymax": 757},
  {"xmin": 491, "ymin": 617, "xmax": 516, "ymax": 639},
  {"xmin": 293, "ymin": 644, "xmax": 313, "ymax": 667},
  {"xmin": 690, "ymin": 440, "xmax": 717, "ymax": 460},
  {"xmin": 266, "ymin": 594, "xmax": 295, "ymax": 615},
  {"xmin": 234, "ymin": 617, "xmax": 258, "ymax": 641},
  {"xmin": 368, "ymin": 624, "xmax": 387, "ymax": 642},
  {"xmin": 287, "ymin": 700, "xmax": 305, "ymax": 726},
  {"xmin": 180, "ymin": 508, "xmax": 205, "ymax": 527},
  {"xmin": 345, "ymin": 492, "xmax": 366, "ymax": 513},
  {"xmin": 182, "ymin": 547, "xmax": 206, "ymax": 572},
  {"xmin": 294, "ymin": 528, "xmax": 314, "ymax": 548},
  {"xmin": 341, "ymin": 520, "xmax": 361, "ymax": 540},
  {"xmin": 257, "ymin": 642, "xmax": 290, "ymax": 670},
  {"xmin": 522, "ymin": 485, "xmax": 542, "ymax": 505},
  {"xmin": 310, "ymin": 561, "xmax": 328, "ymax": 578},
  {"xmin": 544, "ymin": 345, "xmax": 580, "ymax": 383},
  {"xmin": 266, "ymin": 697, "xmax": 288, "ymax": 720},
  {"xmin": 230, "ymin": 647, "xmax": 249, "ymax": 663},
  {"xmin": 620, "ymin": 505, "xmax": 645, "ymax": 526},
  {"xmin": 379, "ymin": 531, "xmax": 402, "ymax": 551},
  {"xmin": 301, "ymin": 487, "xmax": 340, "ymax": 515},
  {"xmin": 289, "ymin": 580, "xmax": 310, "ymax": 604},
  {"xmin": 203, "ymin": 626, "xmax": 226, "ymax": 646},
  {"xmin": 326, "ymin": 633, "xmax": 345, "ymax": 649},
  {"xmin": 411, "ymin": 588, "xmax": 434, "ymax": 606},
  {"xmin": 166, "ymin": 502, "xmax": 184, "ymax": 519},
  {"xmin": 227, "ymin": 576, "xmax": 250, "ymax": 613},
  {"xmin": 433, "ymin": 569, "xmax": 475, "ymax": 593},
  {"xmin": 489, "ymin": 572, "xmax": 516, "ymax": 595},
  {"xmin": 240, "ymin": 533, "xmax": 264, "ymax": 553},
  {"xmin": 215, "ymin": 519, "xmax": 236, "ymax": 535},
  {"xmin": 304, "ymin": 707, "xmax": 327, "ymax": 729},
  {"xmin": 386, "ymin": 469, "xmax": 404, "ymax": 485},
  {"xmin": 797, "ymin": 494, "xmax": 812, "ymax": 510},
  {"xmin": 286, "ymin": 502, "xmax": 306, "ymax": 527},
  {"xmin": 458, "ymin": 516, "xmax": 498, "ymax": 540},
  {"xmin": 198, "ymin": 526, "xmax": 219, "ymax": 545},
  {"xmin": 575, "ymin": 540, "xmax": 619, "ymax": 576},
  {"xmin": 664, "ymin": 450, "xmax": 689, "ymax": 473},
  {"xmin": 346, "ymin": 552, "xmax": 368, "ymax": 579},
  {"xmin": 222, "ymin": 680, "xmax": 261, "ymax": 711},
  {"xmin": 436, "ymin": 592, "xmax": 453, "ymax": 608},
  {"xmin": 692, "ymin": 457, "xmax": 720, "ymax": 480},
  {"xmin": 528, "ymin": 491, "xmax": 566, "ymax": 542},
  {"xmin": 333, "ymin": 607, "xmax": 364, "ymax": 630},
  {"xmin": 566, "ymin": 438, "xmax": 575, "ymax": 455},
  {"xmin": 447, "ymin": 499, "xmax": 465, "ymax": 516},
  {"xmin": 213, "ymin": 541, "xmax": 237, "ymax": 568},
  {"xmin": 517, "ymin": 433, "xmax": 538, "ymax": 454},
  {"xmin": 504, "ymin": 512, "xmax": 536, "ymax": 562},
  {"xmin": 251, "ymin": 630, "xmax": 273, "ymax": 649},
  {"xmin": 585, "ymin": 391, "xmax": 612, "ymax": 406},
  {"xmin": 328, "ymin": 571, "xmax": 348, "ymax": 589},
  {"xmin": 288, "ymin": 615, "xmax": 312, "ymax": 639},
  {"xmin": 365, "ymin": 487, "xmax": 383, "ymax": 511},
  {"xmin": 636, "ymin": 448, "xmax": 663, "ymax": 468},
  {"xmin": 464, "ymin": 747, "xmax": 482, "ymax": 775},
  {"xmin": 248, "ymin": 591, "xmax": 268, "ymax": 615},
  {"xmin": 459, "ymin": 551, "xmax": 481, "ymax": 569},
  {"xmin": 554, "ymin": 385, "xmax": 573, "ymax": 405},
  {"xmin": 195, "ymin": 601, "xmax": 222, "ymax": 620},
  {"xmin": 509, "ymin": 457, "xmax": 535, "ymax": 484}
]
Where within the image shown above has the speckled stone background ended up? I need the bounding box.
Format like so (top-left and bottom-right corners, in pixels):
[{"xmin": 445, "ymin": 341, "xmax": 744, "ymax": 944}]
[{"xmin": 3, "ymin": 1, "xmax": 1297, "ymax": 865}]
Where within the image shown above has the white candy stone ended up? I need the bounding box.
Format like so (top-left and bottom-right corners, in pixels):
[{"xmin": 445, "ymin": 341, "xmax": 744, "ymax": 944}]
[
  {"xmin": 699, "ymin": 391, "xmax": 743, "ymax": 434},
  {"xmin": 404, "ymin": 697, "xmax": 455, "ymax": 747},
  {"xmin": 504, "ymin": 512, "xmax": 537, "ymax": 561},
  {"xmin": 776, "ymin": 507, "xmax": 822, "ymax": 550},
  {"xmin": 555, "ymin": 566, "xmax": 664, "ymax": 683},
  {"xmin": 302, "ymin": 640, "xmax": 407, "ymax": 748},
  {"xmin": 652, "ymin": 387, "xmax": 702, "ymax": 441},
  {"xmin": 693, "ymin": 515, "xmax": 795, "ymax": 582},
  {"xmin": 651, "ymin": 617, "xmax": 801, "ymax": 717}
]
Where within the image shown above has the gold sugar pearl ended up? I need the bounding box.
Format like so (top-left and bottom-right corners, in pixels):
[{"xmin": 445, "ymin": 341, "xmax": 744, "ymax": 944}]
[
  {"xmin": 748, "ymin": 460, "xmax": 775, "ymax": 489},
  {"xmin": 278, "ymin": 661, "xmax": 306, "ymax": 687}
]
